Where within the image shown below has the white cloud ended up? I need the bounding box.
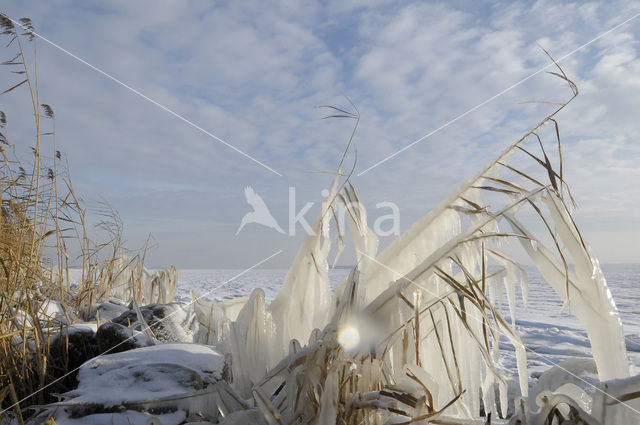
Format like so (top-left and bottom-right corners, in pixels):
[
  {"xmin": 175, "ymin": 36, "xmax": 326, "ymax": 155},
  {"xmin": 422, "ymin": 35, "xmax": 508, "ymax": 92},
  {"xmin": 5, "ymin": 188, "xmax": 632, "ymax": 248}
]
[{"xmin": 1, "ymin": 0, "xmax": 639, "ymax": 267}]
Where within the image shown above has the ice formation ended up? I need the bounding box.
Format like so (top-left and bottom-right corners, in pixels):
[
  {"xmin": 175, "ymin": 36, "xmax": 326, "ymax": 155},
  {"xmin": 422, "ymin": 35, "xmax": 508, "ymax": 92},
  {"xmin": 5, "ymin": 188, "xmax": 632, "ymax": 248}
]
[
  {"xmin": 108, "ymin": 262, "xmax": 178, "ymax": 306},
  {"xmin": 213, "ymin": 70, "xmax": 634, "ymax": 423},
  {"xmin": 34, "ymin": 70, "xmax": 640, "ymax": 425}
]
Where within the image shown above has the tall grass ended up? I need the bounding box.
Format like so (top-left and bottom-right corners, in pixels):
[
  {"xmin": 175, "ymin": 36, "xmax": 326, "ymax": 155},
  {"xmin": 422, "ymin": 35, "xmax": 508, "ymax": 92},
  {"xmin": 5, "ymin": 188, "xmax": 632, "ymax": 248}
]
[{"xmin": 0, "ymin": 14, "xmax": 148, "ymax": 423}]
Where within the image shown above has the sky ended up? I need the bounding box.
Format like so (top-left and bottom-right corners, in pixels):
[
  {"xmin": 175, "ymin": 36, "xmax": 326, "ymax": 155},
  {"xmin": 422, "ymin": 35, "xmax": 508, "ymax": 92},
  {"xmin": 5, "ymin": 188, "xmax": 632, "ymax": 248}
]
[{"xmin": 1, "ymin": 0, "xmax": 639, "ymax": 269}]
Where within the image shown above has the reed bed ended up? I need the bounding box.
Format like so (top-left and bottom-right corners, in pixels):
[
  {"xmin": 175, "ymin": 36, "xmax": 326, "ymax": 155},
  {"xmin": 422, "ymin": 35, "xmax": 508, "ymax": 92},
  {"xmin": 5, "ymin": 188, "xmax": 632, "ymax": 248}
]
[{"xmin": 0, "ymin": 14, "xmax": 148, "ymax": 423}]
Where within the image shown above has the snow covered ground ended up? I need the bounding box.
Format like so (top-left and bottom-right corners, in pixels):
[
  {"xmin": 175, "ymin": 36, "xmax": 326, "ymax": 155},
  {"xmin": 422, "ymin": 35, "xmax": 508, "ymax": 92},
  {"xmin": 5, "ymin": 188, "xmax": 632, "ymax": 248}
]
[{"xmin": 175, "ymin": 264, "xmax": 640, "ymax": 384}]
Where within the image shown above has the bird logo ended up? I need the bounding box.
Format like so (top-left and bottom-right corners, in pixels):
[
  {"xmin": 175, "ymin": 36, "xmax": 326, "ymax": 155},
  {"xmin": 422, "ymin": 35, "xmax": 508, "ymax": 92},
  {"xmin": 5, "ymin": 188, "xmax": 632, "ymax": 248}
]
[{"xmin": 236, "ymin": 186, "xmax": 285, "ymax": 235}]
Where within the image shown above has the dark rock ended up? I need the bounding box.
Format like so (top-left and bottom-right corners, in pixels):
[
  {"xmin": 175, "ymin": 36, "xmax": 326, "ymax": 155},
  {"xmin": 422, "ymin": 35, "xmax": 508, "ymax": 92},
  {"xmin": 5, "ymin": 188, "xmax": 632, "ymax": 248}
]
[
  {"xmin": 49, "ymin": 326, "xmax": 99, "ymax": 385},
  {"xmin": 96, "ymin": 322, "xmax": 146, "ymax": 354}
]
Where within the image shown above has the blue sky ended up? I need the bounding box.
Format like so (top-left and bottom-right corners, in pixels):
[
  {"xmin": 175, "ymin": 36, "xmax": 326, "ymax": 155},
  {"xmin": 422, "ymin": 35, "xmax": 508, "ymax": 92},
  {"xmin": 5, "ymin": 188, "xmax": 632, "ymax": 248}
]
[{"xmin": 1, "ymin": 0, "xmax": 639, "ymax": 268}]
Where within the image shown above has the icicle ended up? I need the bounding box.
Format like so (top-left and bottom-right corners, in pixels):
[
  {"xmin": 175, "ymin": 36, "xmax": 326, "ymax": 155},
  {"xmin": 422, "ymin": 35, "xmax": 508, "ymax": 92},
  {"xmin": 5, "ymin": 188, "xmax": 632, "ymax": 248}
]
[
  {"xmin": 498, "ymin": 378, "xmax": 509, "ymax": 419},
  {"xmin": 520, "ymin": 267, "xmax": 529, "ymax": 309},
  {"xmin": 482, "ymin": 370, "xmax": 497, "ymax": 418},
  {"xmin": 229, "ymin": 289, "xmax": 277, "ymax": 397},
  {"xmin": 504, "ymin": 273, "xmax": 518, "ymax": 327}
]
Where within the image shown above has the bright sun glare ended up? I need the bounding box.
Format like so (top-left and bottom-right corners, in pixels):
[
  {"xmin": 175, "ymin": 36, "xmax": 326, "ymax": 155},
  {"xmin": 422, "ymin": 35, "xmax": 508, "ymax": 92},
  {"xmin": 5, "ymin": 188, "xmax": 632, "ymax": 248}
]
[{"xmin": 337, "ymin": 325, "xmax": 361, "ymax": 350}]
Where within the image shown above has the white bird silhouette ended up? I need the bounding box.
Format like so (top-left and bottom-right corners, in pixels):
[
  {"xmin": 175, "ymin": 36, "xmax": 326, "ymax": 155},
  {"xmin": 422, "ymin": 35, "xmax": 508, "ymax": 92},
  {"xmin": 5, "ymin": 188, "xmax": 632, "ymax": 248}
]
[{"xmin": 236, "ymin": 186, "xmax": 285, "ymax": 235}]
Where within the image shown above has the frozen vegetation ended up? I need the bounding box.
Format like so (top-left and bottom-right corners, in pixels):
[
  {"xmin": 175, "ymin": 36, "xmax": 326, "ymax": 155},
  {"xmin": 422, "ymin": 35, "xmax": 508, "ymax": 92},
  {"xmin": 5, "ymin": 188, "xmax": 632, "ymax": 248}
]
[{"xmin": 24, "ymin": 70, "xmax": 640, "ymax": 423}]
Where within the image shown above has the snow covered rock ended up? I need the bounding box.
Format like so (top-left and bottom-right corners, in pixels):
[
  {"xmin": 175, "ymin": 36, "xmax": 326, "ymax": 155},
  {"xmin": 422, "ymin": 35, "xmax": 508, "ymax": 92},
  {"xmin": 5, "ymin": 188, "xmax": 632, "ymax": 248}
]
[
  {"xmin": 70, "ymin": 343, "xmax": 225, "ymax": 403},
  {"xmin": 40, "ymin": 300, "xmax": 73, "ymax": 325},
  {"xmin": 111, "ymin": 302, "xmax": 194, "ymax": 342},
  {"xmin": 90, "ymin": 298, "xmax": 130, "ymax": 322},
  {"xmin": 37, "ymin": 343, "xmax": 229, "ymax": 425}
]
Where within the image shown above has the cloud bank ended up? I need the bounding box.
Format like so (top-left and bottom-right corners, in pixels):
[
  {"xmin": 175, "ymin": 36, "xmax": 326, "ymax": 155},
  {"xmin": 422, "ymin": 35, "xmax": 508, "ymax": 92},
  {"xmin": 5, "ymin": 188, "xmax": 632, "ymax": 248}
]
[{"xmin": 1, "ymin": 0, "xmax": 639, "ymax": 267}]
